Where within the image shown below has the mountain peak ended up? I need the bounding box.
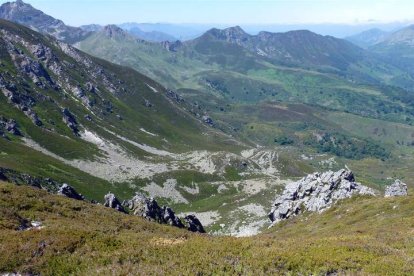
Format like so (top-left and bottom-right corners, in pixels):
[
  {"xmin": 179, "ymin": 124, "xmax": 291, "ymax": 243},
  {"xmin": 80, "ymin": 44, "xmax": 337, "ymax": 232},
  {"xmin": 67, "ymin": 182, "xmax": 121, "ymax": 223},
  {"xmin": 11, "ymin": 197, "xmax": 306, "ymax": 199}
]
[
  {"xmin": 1, "ymin": 0, "xmax": 33, "ymax": 12},
  {"xmin": 102, "ymin": 24, "xmax": 128, "ymax": 38},
  {"xmin": 0, "ymin": 0, "xmax": 89, "ymax": 43},
  {"xmin": 10, "ymin": 0, "xmax": 27, "ymax": 7},
  {"xmin": 203, "ymin": 25, "xmax": 250, "ymax": 44},
  {"xmin": 224, "ymin": 25, "xmax": 246, "ymax": 34}
]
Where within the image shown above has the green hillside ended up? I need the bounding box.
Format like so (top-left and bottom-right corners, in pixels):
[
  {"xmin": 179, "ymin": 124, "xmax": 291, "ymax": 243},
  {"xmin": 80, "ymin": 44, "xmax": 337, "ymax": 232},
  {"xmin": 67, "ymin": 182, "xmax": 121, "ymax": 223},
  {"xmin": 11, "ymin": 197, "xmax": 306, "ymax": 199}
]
[{"xmin": 1, "ymin": 182, "xmax": 413, "ymax": 275}]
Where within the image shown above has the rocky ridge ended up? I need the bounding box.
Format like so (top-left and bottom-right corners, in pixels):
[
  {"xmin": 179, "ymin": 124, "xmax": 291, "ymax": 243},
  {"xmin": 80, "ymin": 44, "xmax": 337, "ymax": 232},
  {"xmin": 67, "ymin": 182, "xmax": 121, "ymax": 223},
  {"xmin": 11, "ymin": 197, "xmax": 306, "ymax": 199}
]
[
  {"xmin": 0, "ymin": 0, "xmax": 91, "ymax": 43},
  {"xmin": 122, "ymin": 192, "xmax": 205, "ymax": 233},
  {"xmin": 268, "ymin": 168, "xmax": 376, "ymax": 224}
]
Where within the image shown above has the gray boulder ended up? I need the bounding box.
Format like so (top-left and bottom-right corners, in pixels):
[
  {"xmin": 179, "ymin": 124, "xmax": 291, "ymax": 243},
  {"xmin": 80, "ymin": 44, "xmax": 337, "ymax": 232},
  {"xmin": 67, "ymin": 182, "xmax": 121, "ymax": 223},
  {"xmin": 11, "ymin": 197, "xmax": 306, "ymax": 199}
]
[
  {"xmin": 58, "ymin": 184, "xmax": 84, "ymax": 200},
  {"xmin": 268, "ymin": 168, "xmax": 375, "ymax": 224},
  {"xmin": 385, "ymin": 180, "xmax": 408, "ymax": 197},
  {"xmin": 104, "ymin": 193, "xmax": 126, "ymax": 213}
]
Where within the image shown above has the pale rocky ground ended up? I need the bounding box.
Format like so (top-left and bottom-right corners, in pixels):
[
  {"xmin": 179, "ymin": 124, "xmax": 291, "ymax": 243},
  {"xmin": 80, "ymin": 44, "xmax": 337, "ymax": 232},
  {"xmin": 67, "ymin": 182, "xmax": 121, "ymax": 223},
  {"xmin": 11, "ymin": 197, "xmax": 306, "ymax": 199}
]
[
  {"xmin": 23, "ymin": 128, "xmax": 283, "ymax": 182},
  {"xmin": 178, "ymin": 211, "xmax": 221, "ymax": 227},
  {"xmin": 142, "ymin": 179, "xmax": 189, "ymax": 204},
  {"xmin": 22, "ymin": 128, "xmax": 292, "ymax": 236}
]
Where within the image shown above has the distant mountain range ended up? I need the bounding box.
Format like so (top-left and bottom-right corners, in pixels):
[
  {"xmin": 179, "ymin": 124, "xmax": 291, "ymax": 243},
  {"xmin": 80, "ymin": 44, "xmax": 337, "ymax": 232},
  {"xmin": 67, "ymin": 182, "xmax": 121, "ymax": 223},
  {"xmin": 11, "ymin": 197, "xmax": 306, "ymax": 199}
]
[
  {"xmin": 81, "ymin": 23, "xmax": 178, "ymax": 42},
  {"xmin": 195, "ymin": 26, "xmax": 367, "ymax": 71},
  {"xmin": 345, "ymin": 28, "xmax": 389, "ymax": 48},
  {"xmin": 350, "ymin": 25, "xmax": 414, "ymax": 74},
  {"xmin": 118, "ymin": 22, "xmax": 209, "ymax": 41},
  {"xmin": 126, "ymin": 27, "xmax": 176, "ymax": 42},
  {"xmin": 80, "ymin": 24, "xmax": 103, "ymax": 32}
]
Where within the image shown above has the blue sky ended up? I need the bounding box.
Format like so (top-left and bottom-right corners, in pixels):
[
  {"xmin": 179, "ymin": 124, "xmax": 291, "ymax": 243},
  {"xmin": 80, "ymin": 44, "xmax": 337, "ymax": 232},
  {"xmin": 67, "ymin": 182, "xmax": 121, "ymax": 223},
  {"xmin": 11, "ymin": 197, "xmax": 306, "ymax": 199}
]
[{"xmin": 2, "ymin": 0, "xmax": 414, "ymax": 26}]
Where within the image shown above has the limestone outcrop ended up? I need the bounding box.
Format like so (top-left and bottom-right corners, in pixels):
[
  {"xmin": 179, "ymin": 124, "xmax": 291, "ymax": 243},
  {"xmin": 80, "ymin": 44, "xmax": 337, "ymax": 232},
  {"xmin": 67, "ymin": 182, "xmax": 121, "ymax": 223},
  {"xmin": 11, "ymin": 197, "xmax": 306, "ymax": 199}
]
[
  {"xmin": 268, "ymin": 168, "xmax": 375, "ymax": 224},
  {"xmin": 385, "ymin": 180, "xmax": 408, "ymax": 197},
  {"xmin": 104, "ymin": 193, "xmax": 126, "ymax": 213}
]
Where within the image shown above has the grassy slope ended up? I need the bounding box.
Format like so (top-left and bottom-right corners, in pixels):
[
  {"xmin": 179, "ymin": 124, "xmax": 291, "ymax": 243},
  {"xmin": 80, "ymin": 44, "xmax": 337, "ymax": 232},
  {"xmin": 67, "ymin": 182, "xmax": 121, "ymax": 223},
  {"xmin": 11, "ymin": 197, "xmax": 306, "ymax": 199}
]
[{"xmin": 1, "ymin": 182, "xmax": 413, "ymax": 275}]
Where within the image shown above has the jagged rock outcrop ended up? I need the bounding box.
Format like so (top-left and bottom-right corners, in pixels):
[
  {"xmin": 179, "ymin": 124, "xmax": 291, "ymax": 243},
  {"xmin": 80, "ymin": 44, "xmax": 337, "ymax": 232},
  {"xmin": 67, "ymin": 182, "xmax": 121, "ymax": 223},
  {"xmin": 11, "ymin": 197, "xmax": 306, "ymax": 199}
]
[
  {"xmin": 104, "ymin": 193, "xmax": 126, "ymax": 213},
  {"xmin": 62, "ymin": 108, "xmax": 79, "ymax": 135},
  {"xmin": 24, "ymin": 109, "xmax": 43, "ymax": 126},
  {"xmin": 163, "ymin": 206, "xmax": 185, "ymax": 228},
  {"xmin": 123, "ymin": 193, "xmax": 183, "ymax": 227},
  {"xmin": 161, "ymin": 40, "xmax": 183, "ymax": 52},
  {"xmin": 185, "ymin": 215, "xmax": 206, "ymax": 233},
  {"xmin": 385, "ymin": 180, "xmax": 408, "ymax": 197},
  {"xmin": 123, "ymin": 193, "xmax": 206, "ymax": 232},
  {"xmin": 0, "ymin": 116, "xmax": 21, "ymax": 136},
  {"xmin": 268, "ymin": 169, "xmax": 375, "ymax": 224},
  {"xmin": 202, "ymin": 115, "xmax": 214, "ymax": 126},
  {"xmin": 1, "ymin": 85, "xmax": 42, "ymax": 127},
  {"xmin": 166, "ymin": 89, "xmax": 184, "ymax": 103},
  {"xmin": 58, "ymin": 184, "xmax": 84, "ymax": 200}
]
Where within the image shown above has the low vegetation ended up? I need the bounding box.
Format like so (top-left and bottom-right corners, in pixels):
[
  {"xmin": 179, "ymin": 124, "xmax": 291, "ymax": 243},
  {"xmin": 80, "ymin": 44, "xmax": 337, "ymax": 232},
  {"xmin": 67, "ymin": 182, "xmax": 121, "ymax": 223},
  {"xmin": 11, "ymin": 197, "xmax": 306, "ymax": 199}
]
[
  {"xmin": 304, "ymin": 132, "xmax": 390, "ymax": 160},
  {"xmin": 1, "ymin": 182, "xmax": 413, "ymax": 275}
]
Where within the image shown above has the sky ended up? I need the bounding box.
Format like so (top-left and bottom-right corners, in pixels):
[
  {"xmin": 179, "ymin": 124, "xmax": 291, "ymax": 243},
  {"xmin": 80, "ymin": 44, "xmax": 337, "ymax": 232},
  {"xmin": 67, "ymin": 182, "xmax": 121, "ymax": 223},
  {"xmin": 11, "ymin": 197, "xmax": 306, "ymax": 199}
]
[{"xmin": 1, "ymin": 0, "xmax": 414, "ymax": 26}]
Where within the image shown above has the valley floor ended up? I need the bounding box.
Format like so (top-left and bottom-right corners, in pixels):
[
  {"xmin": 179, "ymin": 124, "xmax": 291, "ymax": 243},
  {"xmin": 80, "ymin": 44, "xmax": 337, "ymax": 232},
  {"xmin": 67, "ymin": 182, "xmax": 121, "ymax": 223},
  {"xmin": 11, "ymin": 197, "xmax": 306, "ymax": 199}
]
[{"xmin": 1, "ymin": 182, "xmax": 413, "ymax": 275}]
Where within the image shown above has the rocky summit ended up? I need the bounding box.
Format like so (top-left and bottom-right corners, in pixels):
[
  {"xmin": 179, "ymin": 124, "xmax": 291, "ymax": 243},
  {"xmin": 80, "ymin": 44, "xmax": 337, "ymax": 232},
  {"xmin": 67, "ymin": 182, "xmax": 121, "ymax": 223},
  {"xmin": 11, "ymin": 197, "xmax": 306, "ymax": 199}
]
[
  {"xmin": 0, "ymin": 0, "xmax": 90, "ymax": 43},
  {"xmin": 268, "ymin": 169, "xmax": 375, "ymax": 224}
]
